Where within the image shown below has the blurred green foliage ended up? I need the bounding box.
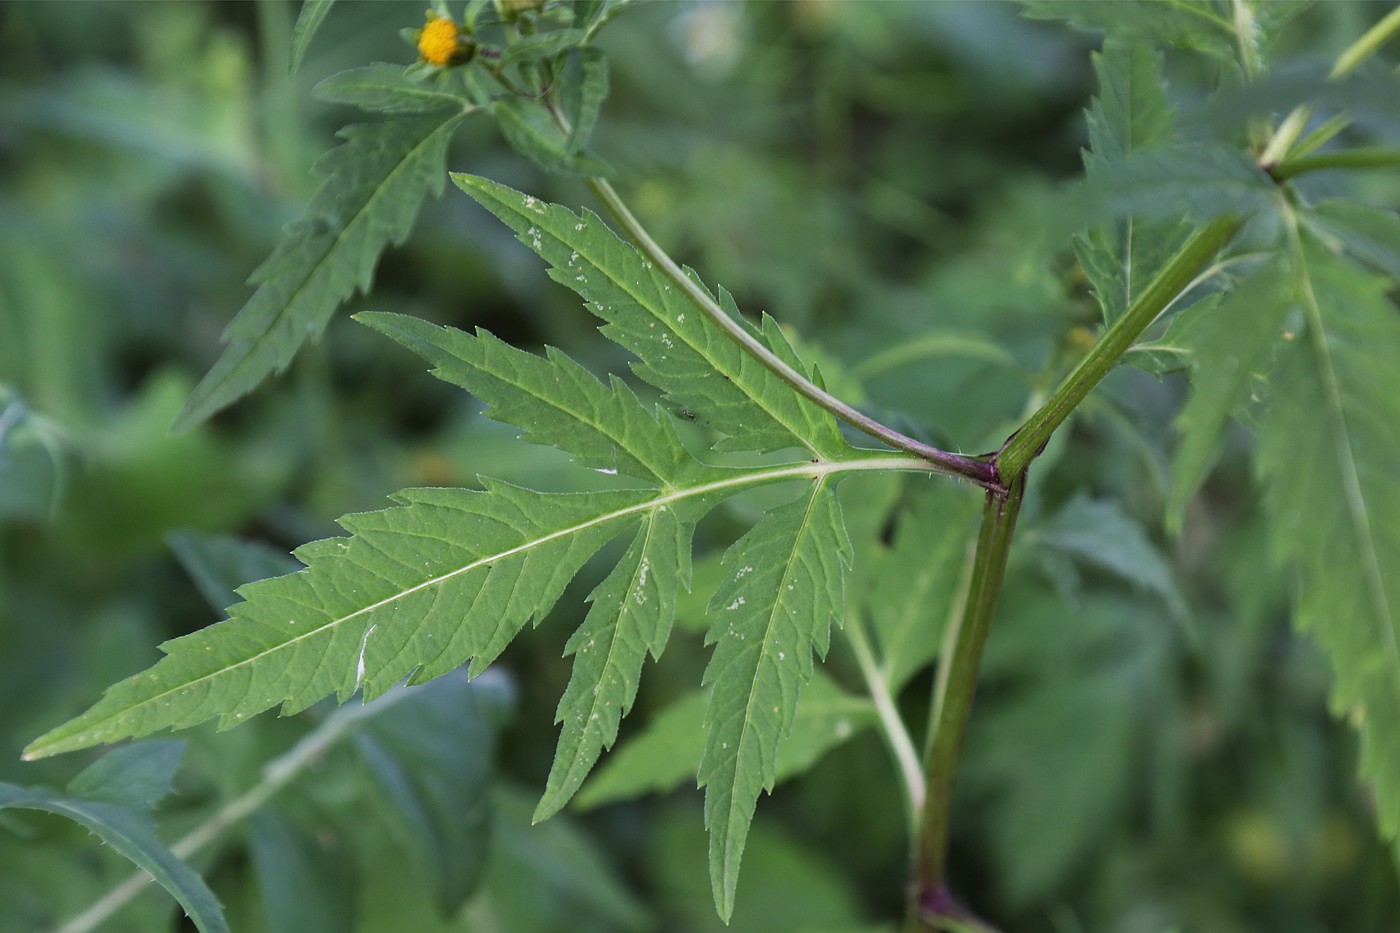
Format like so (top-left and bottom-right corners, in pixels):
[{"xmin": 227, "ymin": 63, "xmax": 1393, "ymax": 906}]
[{"xmin": 2, "ymin": 1, "xmax": 1399, "ymax": 931}]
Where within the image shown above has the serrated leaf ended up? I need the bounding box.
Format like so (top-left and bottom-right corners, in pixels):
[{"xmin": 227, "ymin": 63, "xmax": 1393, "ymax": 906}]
[
  {"xmin": 173, "ymin": 113, "xmax": 469, "ymax": 431},
  {"xmin": 314, "ymin": 64, "xmax": 477, "ymax": 114},
  {"xmin": 452, "ymin": 175, "xmax": 849, "ymax": 458},
  {"xmin": 1166, "ymin": 265, "xmax": 1289, "ymax": 531},
  {"xmin": 492, "ymin": 97, "xmax": 612, "ymax": 176},
  {"xmin": 358, "ymin": 312, "xmax": 699, "ymax": 485},
  {"xmin": 1066, "ymin": 141, "xmax": 1274, "ymax": 238},
  {"xmin": 1257, "ymin": 234, "xmax": 1400, "ymax": 844},
  {"xmin": 535, "ymin": 503, "xmax": 695, "ymax": 821},
  {"xmin": 1020, "ymin": 0, "xmax": 1235, "ymax": 59},
  {"xmin": 1075, "ymin": 39, "xmax": 1191, "ymax": 326},
  {"xmin": 25, "ymin": 482, "xmax": 654, "ymax": 758},
  {"xmin": 573, "ymin": 670, "xmax": 875, "ymax": 811},
  {"xmin": 353, "ymin": 670, "xmax": 506, "ymax": 914},
  {"xmin": 698, "ymin": 477, "xmax": 852, "ymax": 919},
  {"xmin": 0, "ymin": 742, "xmax": 228, "ymax": 933},
  {"xmin": 28, "ymin": 457, "xmax": 911, "ymax": 760},
  {"xmin": 865, "ymin": 481, "xmax": 981, "ymax": 693},
  {"xmin": 291, "ymin": 0, "xmax": 337, "ymax": 74}
]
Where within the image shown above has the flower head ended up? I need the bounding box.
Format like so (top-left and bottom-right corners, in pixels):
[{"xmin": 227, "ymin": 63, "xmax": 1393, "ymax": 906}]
[{"xmin": 418, "ymin": 11, "xmax": 464, "ymax": 67}]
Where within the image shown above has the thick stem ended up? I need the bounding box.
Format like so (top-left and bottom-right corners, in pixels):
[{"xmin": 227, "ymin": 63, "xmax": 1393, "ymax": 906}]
[
  {"xmin": 583, "ymin": 176, "xmax": 1002, "ymax": 492},
  {"xmin": 998, "ymin": 217, "xmax": 1240, "ymax": 477},
  {"xmin": 908, "ymin": 473, "xmax": 1025, "ymax": 931}
]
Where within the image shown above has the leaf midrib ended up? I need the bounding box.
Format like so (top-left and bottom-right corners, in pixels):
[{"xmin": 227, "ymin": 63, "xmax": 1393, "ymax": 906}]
[
  {"xmin": 1294, "ymin": 237, "xmax": 1400, "ymax": 669},
  {"xmin": 481, "ymin": 183, "xmax": 833, "ymax": 459},
  {"xmin": 227, "ymin": 113, "xmax": 465, "ymax": 345},
  {"xmin": 719, "ymin": 474, "xmax": 833, "ymax": 895},
  {"xmin": 30, "ymin": 456, "xmax": 923, "ymax": 755}
]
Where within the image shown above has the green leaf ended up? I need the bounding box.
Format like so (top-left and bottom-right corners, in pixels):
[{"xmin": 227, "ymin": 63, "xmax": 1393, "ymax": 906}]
[
  {"xmin": 492, "ymin": 97, "xmax": 612, "ymax": 176},
  {"xmin": 26, "ymin": 458, "xmax": 911, "ymax": 760},
  {"xmin": 248, "ymin": 811, "xmax": 354, "ymax": 933},
  {"xmin": 314, "ymin": 64, "xmax": 477, "ymax": 115},
  {"xmin": 172, "ymin": 113, "xmax": 469, "ymax": 432},
  {"xmin": 1257, "ymin": 233, "xmax": 1400, "ymax": 844},
  {"xmin": 25, "ymin": 483, "xmax": 646, "ymax": 757},
  {"xmin": 864, "ymin": 481, "xmax": 981, "ymax": 693},
  {"xmin": 1166, "ymin": 265, "xmax": 1289, "ymax": 531},
  {"xmin": 1075, "ymin": 39, "xmax": 1191, "ymax": 326},
  {"xmin": 1037, "ymin": 494, "xmax": 1186, "ymax": 619},
  {"xmin": 559, "ymin": 47, "xmax": 610, "ymax": 155},
  {"xmin": 452, "ymin": 175, "xmax": 849, "ymax": 458},
  {"xmin": 1066, "ymin": 141, "xmax": 1274, "ymax": 237},
  {"xmin": 1303, "ymin": 201, "xmax": 1400, "ymax": 282},
  {"xmin": 357, "ymin": 312, "xmax": 700, "ymax": 486},
  {"xmin": 573, "ymin": 670, "xmax": 876, "ymax": 811},
  {"xmin": 482, "ymin": 785, "xmax": 652, "ymax": 931},
  {"xmin": 353, "ymin": 670, "xmax": 508, "ymax": 915},
  {"xmin": 698, "ymin": 477, "xmax": 852, "ymax": 919},
  {"xmin": 971, "ymin": 590, "xmax": 1172, "ymax": 906},
  {"xmin": 536, "ymin": 503, "xmax": 696, "ymax": 821},
  {"xmin": 167, "ymin": 532, "xmax": 301, "ymax": 617},
  {"xmin": 501, "ymin": 29, "xmax": 588, "ymax": 66},
  {"xmin": 290, "ymin": 0, "xmax": 337, "ymax": 74},
  {"xmin": 0, "ymin": 742, "xmax": 228, "ymax": 933},
  {"xmin": 1020, "ymin": 0, "xmax": 1236, "ymax": 59}
]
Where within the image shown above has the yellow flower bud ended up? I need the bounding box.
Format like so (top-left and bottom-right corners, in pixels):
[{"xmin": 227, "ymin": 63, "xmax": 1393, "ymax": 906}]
[{"xmin": 417, "ymin": 11, "xmax": 468, "ymax": 67}]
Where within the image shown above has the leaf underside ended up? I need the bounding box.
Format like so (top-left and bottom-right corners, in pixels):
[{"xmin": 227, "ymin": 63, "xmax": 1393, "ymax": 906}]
[
  {"xmin": 1255, "ymin": 234, "xmax": 1400, "ymax": 843},
  {"xmin": 33, "ymin": 180, "xmax": 888, "ymax": 920},
  {"xmin": 173, "ymin": 113, "xmax": 468, "ymax": 431}
]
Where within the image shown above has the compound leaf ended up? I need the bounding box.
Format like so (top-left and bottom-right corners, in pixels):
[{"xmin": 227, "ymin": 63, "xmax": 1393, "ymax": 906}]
[
  {"xmin": 1257, "ymin": 233, "xmax": 1400, "ymax": 843},
  {"xmin": 173, "ymin": 113, "xmax": 469, "ymax": 431},
  {"xmin": 698, "ymin": 476, "xmax": 852, "ymax": 919},
  {"xmin": 451, "ymin": 174, "xmax": 850, "ymax": 459}
]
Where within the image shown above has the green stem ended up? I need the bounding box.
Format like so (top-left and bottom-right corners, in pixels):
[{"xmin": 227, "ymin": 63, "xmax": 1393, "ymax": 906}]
[
  {"xmin": 1257, "ymin": 4, "xmax": 1400, "ymax": 167},
  {"xmin": 1269, "ymin": 147, "xmax": 1400, "ymax": 181},
  {"xmin": 52, "ymin": 686, "xmax": 424, "ymax": 933},
  {"xmin": 998, "ymin": 217, "xmax": 1240, "ymax": 477},
  {"xmin": 583, "ymin": 176, "xmax": 1002, "ymax": 491},
  {"xmin": 908, "ymin": 473, "xmax": 1024, "ymax": 932},
  {"xmin": 845, "ymin": 611, "xmax": 924, "ymax": 842}
]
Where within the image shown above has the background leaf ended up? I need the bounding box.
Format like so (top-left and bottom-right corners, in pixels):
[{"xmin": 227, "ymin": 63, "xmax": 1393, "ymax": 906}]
[
  {"xmin": 173, "ymin": 113, "xmax": 469, "ymax": 431},
  {"xmin": 0, "ymin": 742, "xmax": 228, "ymax": 933}
]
